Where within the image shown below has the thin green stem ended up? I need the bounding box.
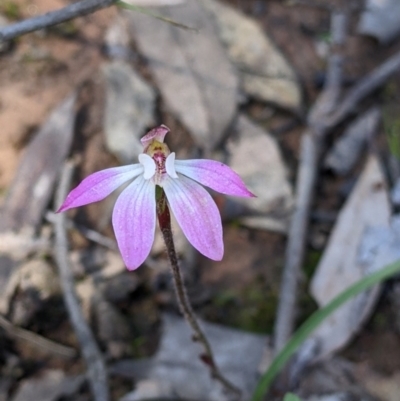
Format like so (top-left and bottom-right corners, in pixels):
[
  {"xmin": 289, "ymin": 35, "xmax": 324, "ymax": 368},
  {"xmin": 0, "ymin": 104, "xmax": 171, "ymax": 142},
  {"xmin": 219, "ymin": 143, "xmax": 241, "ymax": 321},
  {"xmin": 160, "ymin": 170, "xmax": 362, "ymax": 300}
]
[
  {"xmin": 157, "ymin": 191, "xmax": 241, "ymax": 398},
  {"xmin": 252, "ymin": 259, "xmax": 400, "ymax": 401}
]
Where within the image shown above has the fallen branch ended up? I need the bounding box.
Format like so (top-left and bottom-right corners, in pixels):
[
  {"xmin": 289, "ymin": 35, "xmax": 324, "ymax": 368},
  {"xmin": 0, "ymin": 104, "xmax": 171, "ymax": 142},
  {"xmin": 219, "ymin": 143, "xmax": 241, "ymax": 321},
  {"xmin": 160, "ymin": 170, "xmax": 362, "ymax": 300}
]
[
  {"xmin": 327, "ymin": 49, "xmax": 400, "ymax": 129},
  {"xmin": 0, "ymin": 314, "xmax": 76, "ymax": 359},
  {"xmin": 0, "ymin": 0, "xmax": 118, "ymax": 42},
  {"xmin": 54, "ymin": 160, "xmax": 110, "ymax": 401}
]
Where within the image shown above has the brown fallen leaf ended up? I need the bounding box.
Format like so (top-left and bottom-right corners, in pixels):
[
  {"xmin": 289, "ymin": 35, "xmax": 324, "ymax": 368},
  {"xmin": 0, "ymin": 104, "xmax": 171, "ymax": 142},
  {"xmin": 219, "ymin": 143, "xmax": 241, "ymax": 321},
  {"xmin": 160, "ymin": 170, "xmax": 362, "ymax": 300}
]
[{"xmin": 0, "ymin": 93, "xmax": 76, "ymax": 234}]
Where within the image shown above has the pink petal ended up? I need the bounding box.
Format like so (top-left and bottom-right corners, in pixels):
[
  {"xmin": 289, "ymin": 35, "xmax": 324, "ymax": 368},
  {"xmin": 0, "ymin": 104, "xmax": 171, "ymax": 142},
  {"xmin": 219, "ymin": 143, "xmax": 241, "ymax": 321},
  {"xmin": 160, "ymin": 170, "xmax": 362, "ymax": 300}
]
[
  {"xmin": 140, "ymin": 125, "xmax": 170, "ymax": 149},
  {"xmin": 57, "ymin": 165, "xmax": 143, "ymax": 212},
  {"xmin": 163, "ymin": 175, "xmax": 223, "ymax": 260},
  {"xmin": 112, "ymin": 176, "xmax": 156, "ymax": 270},
  {"xmin": 174, "ymin": 159, "xmax": 255, "ymax": 197}
]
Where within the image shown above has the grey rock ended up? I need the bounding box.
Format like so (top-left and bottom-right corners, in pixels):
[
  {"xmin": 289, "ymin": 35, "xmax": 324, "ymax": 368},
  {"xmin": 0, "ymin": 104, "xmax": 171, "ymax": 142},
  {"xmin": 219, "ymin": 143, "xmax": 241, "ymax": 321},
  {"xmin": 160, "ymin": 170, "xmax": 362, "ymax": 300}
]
[
  {"xmin": 127, "ymin": 0, "xmax": 239, "ymax": 151},
  {"xmin": 203, "ymin": 0, "xmax": 302, "ymax": 111},
  {"xmin": 227, "ymin": 115, "xmax": 293, "ymax": 232},
  {"xmin": 112, "ymin": 313, "xmax": 269, "ymax": 401}
]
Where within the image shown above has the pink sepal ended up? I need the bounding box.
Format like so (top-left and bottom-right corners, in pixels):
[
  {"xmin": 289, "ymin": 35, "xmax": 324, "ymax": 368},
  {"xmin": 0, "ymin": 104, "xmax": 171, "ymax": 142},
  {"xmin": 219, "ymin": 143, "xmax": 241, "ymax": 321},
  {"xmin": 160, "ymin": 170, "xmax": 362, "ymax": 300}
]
[
  {"xmin": 174, "ymin": 159, "xmax": 255, "ymax": 198},
  {"xmin": 112, "ymin": 176, "xmax": 156, "ymax": 270},
  {"xmin": 163, "ymin": 175, "xmax": 223, "ymax": 261},
  {"xmin": 57, "ymin": 164, "xmax": 143, "ymax": 212}
]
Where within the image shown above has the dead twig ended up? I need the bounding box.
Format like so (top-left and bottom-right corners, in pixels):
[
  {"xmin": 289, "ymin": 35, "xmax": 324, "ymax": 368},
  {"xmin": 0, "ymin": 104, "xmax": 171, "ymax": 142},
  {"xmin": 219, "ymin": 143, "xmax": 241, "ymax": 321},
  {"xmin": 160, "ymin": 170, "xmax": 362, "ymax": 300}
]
[
  {"xmin": 0, "ymin": 315, "xmax": 76, "ymax": 358},
  {"xmin": 46, "ymin": 211, "xmax": 118, "ymax": 251},
  {"xmin": 273, "ymin": 11, "xmax": 348, "ymax": 354},
  {"xmin": 54, "ymin": 160, "xmax": 110, "ymax": 401},
  {"xmin": 0, "ymin": 0, "xmax": 118, "ymax": 42},
  {"xmin": 327, "ymin": 49, "xmax": 400, "ymax": 129}
]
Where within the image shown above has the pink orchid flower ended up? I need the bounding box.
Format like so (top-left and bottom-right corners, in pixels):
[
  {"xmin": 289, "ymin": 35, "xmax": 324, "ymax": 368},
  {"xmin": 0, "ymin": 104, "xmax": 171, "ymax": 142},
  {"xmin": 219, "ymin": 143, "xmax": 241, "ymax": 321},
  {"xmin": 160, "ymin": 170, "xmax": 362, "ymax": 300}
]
[{"xmin": 58, "ymin": 125, "xmax": 254, "ymax": 270}]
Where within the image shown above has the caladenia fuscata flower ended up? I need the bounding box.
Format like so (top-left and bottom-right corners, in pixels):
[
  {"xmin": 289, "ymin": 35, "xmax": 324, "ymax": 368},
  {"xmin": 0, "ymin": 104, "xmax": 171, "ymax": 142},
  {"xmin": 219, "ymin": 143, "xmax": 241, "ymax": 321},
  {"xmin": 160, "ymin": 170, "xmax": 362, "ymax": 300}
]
[{"xmin": 57, "ymin": 125, "xmax": 255, "ymax": 270}]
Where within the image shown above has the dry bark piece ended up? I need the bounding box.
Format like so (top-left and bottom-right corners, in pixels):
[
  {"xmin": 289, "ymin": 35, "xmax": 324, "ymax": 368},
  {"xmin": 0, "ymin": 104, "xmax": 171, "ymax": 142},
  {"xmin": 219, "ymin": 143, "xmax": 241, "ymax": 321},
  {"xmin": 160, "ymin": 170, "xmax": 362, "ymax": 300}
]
[
  {"xmin": 126, "ymin": 0, "xmax": 239, "ymax": 151},
  {"xmin": 227, "ymin": 115, "xmax": 293, "ymax": 232},
  {"xmin": 202, "ymin": 0, "xmax": 301, "ymax": 112},
  {"xmin": 324, "ymin": 107, "xmax": 381, "ymax": 175},
  {"xmin": 0, "ymin": 93, "xmax": 76, "ymax": 234},
  {"xmin": 310, "ymin": 154, "xmax": 391, "ymax": 358},
  {"xmin": 102, "ymin": 61, "xmax": 156, "ymax": 164}
]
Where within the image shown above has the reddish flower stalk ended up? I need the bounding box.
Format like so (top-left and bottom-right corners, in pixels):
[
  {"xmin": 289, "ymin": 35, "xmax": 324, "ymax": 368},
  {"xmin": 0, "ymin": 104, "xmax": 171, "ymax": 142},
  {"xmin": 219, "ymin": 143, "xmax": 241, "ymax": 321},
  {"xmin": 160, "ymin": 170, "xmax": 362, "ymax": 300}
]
[{"xmin": 157, "ymin": 189, "xmax": 241, "ymax": 397}]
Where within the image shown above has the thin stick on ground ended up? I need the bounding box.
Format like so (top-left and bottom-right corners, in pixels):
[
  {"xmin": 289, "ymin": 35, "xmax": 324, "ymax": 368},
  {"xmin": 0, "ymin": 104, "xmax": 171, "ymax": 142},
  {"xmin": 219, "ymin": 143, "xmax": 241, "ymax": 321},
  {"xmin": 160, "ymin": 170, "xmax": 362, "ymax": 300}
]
[
  {"xmin": 54, "ymin": 160, "xmax": 110, "ymax": 401},
  {"xmin": 273, "ymin": 11, "xmax": 348, "ymax": 355},
  {"xmin": 0, "ymin": 0, "xmax": 118, "ymax": 42},
  {"xmin": 157, "ymin": 192, "xmax": 241, "ymax": 398},
  {"xmin": 327, "ymin": 49, "xmax": 400, "ymax": 129}
]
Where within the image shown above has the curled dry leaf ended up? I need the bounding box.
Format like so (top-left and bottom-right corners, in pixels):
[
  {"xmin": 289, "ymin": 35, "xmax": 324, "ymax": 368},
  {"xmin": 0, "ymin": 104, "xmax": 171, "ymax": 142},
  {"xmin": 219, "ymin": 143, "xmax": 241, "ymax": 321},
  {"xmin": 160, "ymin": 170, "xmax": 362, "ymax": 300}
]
[
  {"xmin": 310, "ymin": 154, "xmax": 391, "ymax": 359},
  {"xmin": 126, "ymin": 0, "xmax": 239, "ymax": 151}
]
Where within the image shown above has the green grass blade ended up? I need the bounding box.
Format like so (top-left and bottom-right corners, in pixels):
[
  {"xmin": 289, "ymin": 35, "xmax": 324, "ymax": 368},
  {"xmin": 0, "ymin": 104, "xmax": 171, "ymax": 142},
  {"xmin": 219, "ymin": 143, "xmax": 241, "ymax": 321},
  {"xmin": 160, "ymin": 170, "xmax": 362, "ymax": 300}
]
[
  {"xmin": 116, "ymin": 1, "xmax": 197, "ymax": 31},
  {"xmin": 252, "ymin": 259, "xmax": 400, "ymax": 401},
  {"xmin": 283, "ymin": 393, "xmax": 302, "ymax": 401}
]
